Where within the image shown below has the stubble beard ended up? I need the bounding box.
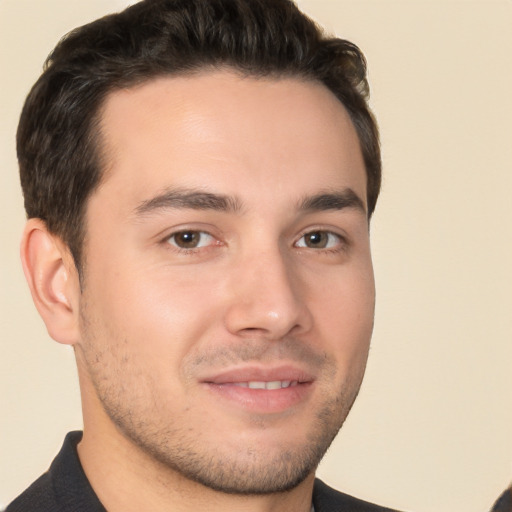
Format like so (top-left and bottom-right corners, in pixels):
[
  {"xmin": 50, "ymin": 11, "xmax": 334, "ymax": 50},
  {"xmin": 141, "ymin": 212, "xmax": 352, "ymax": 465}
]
[
  {"xmin": 88, "ymin": 361, "xmax": 362, "ymax": 495},
  {"xmin": 98, "ymin": 385, "xmax": 360, "ymax": 495},
  {"xmin": 78, "ymin": 299, "xmax": 365, "ymax": 495}
]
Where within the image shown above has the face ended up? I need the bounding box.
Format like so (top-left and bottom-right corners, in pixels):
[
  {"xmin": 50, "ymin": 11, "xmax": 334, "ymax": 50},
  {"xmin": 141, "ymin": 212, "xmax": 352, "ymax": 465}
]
[{"xmin": 75, "ymin": 70, "xmax": 375, "ymax": 494}]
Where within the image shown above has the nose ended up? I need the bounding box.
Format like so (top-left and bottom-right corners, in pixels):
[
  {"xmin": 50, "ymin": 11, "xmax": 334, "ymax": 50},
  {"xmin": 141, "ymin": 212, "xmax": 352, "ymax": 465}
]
[{"xmin": 223, "ymin": 248, "xmax": 313, "ymax": 340}]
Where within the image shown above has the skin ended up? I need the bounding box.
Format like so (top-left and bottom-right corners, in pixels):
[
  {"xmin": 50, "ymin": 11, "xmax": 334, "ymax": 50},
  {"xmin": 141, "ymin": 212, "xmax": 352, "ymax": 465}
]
[{"xmin": 22, "ymin": 70, "xmax": 375, "ymax": 512}]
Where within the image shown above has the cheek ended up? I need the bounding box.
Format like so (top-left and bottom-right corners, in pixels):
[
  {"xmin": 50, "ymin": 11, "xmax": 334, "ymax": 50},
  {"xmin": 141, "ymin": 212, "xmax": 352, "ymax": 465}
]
[
  {"xmin": 81, "ymin": 252, "xmax": 225, "ymax": 371},
  {"xmin": 311, "ymin": 264, "xmax": 375, "ymax": 369}
]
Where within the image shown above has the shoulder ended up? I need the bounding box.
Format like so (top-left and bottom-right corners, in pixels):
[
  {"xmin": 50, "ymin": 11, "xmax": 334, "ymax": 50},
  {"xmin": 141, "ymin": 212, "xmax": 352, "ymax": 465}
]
[
  {"xmin": 5, "ymin": 472, "xmax": 56, "ymax": 512},
  {"xmin": 313, "ymin": 478, "xmax": 407, "ymax": 512},
  {"xmin": 489, "ymin": 486, "xmax": 512, "ymax": 512},
  {"xmin": 5, "ymin": 432, "xmax": 105, "ymax": 512}
]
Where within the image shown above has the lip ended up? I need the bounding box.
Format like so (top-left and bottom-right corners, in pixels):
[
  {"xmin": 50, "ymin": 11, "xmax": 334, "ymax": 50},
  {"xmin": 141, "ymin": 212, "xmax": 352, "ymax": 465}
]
[
  {"xmin": 201, "ymin": 364, "xmax": 315, "ymax": 414},
  {"xmin": 203, "ymin": 364, "xmax": 314, "ymax": 384}
]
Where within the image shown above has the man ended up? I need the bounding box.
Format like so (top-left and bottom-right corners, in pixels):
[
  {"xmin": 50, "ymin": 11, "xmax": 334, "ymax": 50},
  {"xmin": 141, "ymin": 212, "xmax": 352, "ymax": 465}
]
[{"xmin": 6, "ymin": 0, "xmax": 398, "ymax": 510}]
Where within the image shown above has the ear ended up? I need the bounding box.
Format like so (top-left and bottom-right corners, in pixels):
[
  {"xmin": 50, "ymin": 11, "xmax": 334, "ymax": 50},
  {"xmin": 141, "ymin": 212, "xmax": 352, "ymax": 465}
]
[{"xmin": 20, "ymin": 218, "xmax": 81, "ymax": 345}]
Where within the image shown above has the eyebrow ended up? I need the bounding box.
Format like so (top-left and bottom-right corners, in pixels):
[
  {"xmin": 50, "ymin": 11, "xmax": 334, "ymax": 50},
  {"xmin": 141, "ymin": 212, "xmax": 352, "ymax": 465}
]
[
  {"xmin": 134, "ymin": 188, "xmax": 244, "ymax": 216},
  {"xmin": 297, "ymin": 188, "xmax": 366, "ymax": 215},
  {"xmin": 133, "ymin": 186, "xmax": 366, "ymax": 217}
]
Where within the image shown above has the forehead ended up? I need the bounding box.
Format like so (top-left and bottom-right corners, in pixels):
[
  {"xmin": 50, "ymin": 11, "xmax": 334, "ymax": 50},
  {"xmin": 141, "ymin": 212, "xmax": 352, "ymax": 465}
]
[{"xmin": 95, "ymin": 70, "xmax": 367, "ymax": 210}]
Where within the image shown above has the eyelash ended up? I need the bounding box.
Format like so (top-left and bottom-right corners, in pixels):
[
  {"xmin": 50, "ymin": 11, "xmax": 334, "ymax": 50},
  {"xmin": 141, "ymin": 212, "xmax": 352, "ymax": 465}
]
[
  {"xmin": 165, "ymin": 230, "xmax": 219, "ymax": 255},
  {"xmin": 294, "ymin": 230, "xmax": 347, "ymax": 252},
  {"xmin": 163, "ymin": 228, "xmax": 348, "ymax": 257}
]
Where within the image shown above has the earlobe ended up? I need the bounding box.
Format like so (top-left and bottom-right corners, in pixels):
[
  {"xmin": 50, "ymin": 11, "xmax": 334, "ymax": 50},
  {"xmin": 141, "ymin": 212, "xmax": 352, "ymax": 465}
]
[{"xmin": 20, "ymin": 219, "xmax": 81, "ymax": 345}]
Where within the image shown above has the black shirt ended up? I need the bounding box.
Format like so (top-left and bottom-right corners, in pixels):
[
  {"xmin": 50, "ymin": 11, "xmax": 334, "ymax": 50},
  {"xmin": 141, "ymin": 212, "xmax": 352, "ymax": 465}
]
[{"xmin": 6, "ymin": 432, "xmax": 105, "ymax": 512}]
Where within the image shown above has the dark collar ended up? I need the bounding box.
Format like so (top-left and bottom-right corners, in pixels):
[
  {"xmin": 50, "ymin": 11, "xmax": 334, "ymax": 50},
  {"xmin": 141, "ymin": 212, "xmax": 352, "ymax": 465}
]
[
  {"xmin": 313, "ymin": 478, "xmax": 404, "ymax": 512},
  {"xmin": 49, "ymin": 431, "xmax": 106, "ymax": 511}
]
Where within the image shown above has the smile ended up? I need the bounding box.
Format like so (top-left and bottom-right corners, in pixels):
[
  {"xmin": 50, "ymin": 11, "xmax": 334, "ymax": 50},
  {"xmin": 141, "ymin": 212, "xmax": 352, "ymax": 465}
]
[
  {"xmin": 201, "ymin": 366, "xmax": 314, "ymax": 413},
  {"xmin": 231, "ymin": 381, "xmax": 298, "ymax": 389}
]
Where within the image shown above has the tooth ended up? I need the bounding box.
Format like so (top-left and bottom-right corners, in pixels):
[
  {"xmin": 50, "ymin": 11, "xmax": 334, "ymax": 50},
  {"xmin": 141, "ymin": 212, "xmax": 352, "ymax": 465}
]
[
  {"xmin": 290, "ymin": 381, "xmax": 298, "ymax": 387},
  {"xmin": 234, "ymin": 382, "xmax": 248, "ymax": 388},
  {"xmin": 281, "ymin": 381, "xmax": 291, "ymax": 388},
  {"xmin": 248, "ymin": 381, "xmax": 266, "ymax": 389},
  {"xmin": 266, "ymin": 381, "xmax": 282, "ymax": 390}
]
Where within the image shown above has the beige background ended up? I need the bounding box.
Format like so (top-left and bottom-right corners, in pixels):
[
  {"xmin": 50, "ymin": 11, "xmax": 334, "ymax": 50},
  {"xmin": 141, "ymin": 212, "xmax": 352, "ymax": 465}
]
[{"xmin": 1, "ymin": 1, "xmax": 511, "ymax": 511}]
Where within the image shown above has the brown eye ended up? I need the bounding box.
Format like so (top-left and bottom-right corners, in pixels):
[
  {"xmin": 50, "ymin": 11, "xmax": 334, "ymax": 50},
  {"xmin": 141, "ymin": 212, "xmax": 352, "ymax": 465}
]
[
  {"xmin": 168, "ymin": 231, "xmax": 213, "ymax": 249},
  {"xmin": 304, "ymin": 232, "xmax": 328, "ymax": 248},
  {"xmin": 296, "ymin": 231, "xmax": 341, "ymax": 249}
]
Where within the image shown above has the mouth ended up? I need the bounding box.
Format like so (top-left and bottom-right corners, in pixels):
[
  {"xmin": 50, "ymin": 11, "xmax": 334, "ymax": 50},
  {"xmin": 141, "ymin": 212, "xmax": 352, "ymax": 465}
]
[
  {"xmin": 229, "ymin": 380, "xmax": 299, "ymax": 389},
  {"xmin": 201, "ymin": 366, "xmax": 314, "ymax": 414}
]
